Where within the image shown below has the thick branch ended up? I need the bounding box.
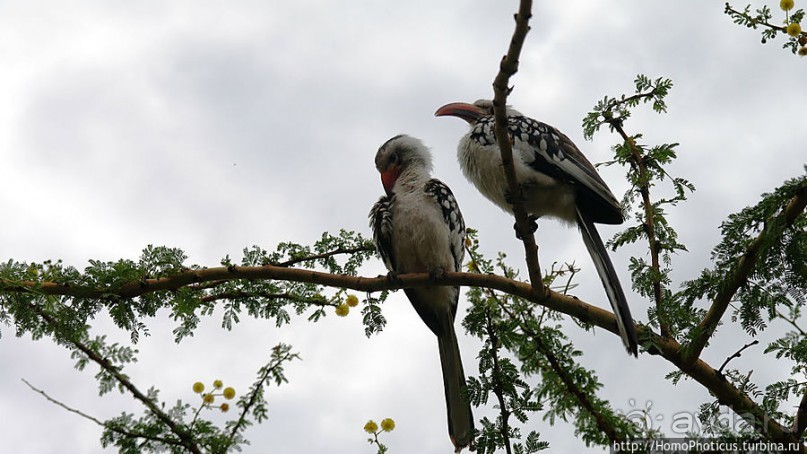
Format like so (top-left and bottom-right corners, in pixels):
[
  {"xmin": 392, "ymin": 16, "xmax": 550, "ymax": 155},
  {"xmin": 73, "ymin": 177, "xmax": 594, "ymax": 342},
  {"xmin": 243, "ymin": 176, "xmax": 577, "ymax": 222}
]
[
  {"xmin": 491, "ymin": 0, "xmax": 544, "ymax": 292},
  {"xmin": 0, "ymin": 267, "xmax": 621, "ymax": 335},
  {"xmin": 683, "ymin": 181, "xmax": 807, "ymax": 366},
  {"xmin": 5, "ymin": 263, "xmax": 803, "ymax": 449},
  {"xmin": 648, "ymin": 328, "xmax": 803, "ymax": 452}
]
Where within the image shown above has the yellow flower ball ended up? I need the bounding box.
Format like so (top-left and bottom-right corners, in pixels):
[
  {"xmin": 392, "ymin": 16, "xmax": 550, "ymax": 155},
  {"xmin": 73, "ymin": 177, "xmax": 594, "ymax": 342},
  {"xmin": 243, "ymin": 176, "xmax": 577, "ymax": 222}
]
[
  {"xmin": 798, "ymin": 46, "xmax": 807, "ymax": 56},
  {"xmin": 192, "ymin": 382, "xmax": 205, "ymax": 394},
  {"xmin": 213, "ymin": 380, "xmax": 223, "ymax": 389},
  {"xmin": 781, "ymin": 0, "xmax": 795, "ymax": 11},
  {"xmin": 787, "ymin": 22, "xmax": 802, "ymax": 37},
  {"xmin": 346, "ymin": 294, "xmax": 359, "ymax": 307},
  {"xmin": 203, "ymin": 393, "xmax": 215, "ymax": 404},
  {"xmin": 380, "ymin": 418, "xmax": 396, "ymax": 432},
  {"xmin": 335, "ymin": 304, "xmax": 349, "ymax": 317},
  {"xmin": 223, "ymin": 387, "xmax": 236, "ymax": 400},
  {"xmin": 220, "ymin": 403, "xmax": 230, "ymax": 413},
  {"xmin": 363, "ymin": 420, "xmax": 379, "ymax": 434}
]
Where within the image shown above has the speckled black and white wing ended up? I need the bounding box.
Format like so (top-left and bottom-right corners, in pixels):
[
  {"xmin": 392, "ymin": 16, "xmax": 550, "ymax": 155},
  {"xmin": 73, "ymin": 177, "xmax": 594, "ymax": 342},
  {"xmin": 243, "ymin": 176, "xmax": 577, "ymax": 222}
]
[
  {"xmin": 369, "ymin": 194, "xmax": 396, "ymax": 272},
  {"xmin": 424, "ymin": 178, "xmax": 466, "ymax": 272},
  {"xmin": 470, "ymin": 115, "xmax": 623, "ymax": 224}
]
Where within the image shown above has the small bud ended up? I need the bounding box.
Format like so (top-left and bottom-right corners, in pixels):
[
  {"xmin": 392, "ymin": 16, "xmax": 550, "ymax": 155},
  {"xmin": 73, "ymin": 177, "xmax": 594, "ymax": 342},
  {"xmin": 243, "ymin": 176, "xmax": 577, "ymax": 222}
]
[
  {"xmin": 798, "ymin": 46, "xmax": 807, "ymax": 56},
  {"xmin": 220, "ymin": 403, "xmax": 230, "ymax": 412},
  {"xmin": 799, "ymin": 35, "xmax": 807, "ymax": 46},
  {"xmin": 213, "ymin": 380, "xmax": 223, "ymax": 389},
  {"xmin": 346, "ymin": 294, "xmax": 359, "ymax": 307}
]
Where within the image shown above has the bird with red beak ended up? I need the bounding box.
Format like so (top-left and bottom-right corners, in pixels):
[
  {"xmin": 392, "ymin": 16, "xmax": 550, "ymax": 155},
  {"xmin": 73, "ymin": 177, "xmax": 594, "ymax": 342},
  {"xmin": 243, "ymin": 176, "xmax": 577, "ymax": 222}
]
[{"xmin": 435, "ymin": 99, "xmax": 639, "ymax": 356}]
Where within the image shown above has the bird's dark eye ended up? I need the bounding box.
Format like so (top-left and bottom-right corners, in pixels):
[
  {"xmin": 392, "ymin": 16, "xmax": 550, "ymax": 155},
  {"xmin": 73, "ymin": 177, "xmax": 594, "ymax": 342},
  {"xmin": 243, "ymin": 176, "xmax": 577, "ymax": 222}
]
[{"xmin": 389, "ymin": 152, "xmax": 399, "ymax": 164}]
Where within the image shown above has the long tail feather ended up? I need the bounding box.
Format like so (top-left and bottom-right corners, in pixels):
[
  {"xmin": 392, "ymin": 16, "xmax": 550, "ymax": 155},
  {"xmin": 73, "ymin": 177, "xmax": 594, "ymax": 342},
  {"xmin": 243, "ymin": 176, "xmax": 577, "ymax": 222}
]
[
  {"xmin": 438, "ymin": 320, "xmax": 475, "ymax": 451},
  {"xmin": 576, "ymin": 208, "xmax": 639, "ymax": 356}
]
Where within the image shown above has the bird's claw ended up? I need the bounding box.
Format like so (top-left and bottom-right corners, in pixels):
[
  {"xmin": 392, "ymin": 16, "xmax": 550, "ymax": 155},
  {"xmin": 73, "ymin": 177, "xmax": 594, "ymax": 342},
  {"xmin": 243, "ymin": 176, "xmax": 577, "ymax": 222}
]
[
  {"xmin": 514, "ymin": 215, "xmax": 539, "ymax": 240},
  {"xmin": 428, "ymin": 267, "xmax": 446, "ymax": 281}
]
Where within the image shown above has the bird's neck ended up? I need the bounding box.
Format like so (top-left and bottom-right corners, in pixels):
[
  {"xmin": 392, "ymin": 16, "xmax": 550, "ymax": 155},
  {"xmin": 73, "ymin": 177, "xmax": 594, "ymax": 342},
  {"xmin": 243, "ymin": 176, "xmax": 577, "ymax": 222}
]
[{"xmin": 393, "ymin": 168, "xmax": 429, "ymax": 194}]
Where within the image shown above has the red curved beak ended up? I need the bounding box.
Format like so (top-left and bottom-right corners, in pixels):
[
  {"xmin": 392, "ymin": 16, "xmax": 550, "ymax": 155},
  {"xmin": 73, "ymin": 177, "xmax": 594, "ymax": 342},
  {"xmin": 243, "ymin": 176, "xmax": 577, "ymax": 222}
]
[
  {"xmin": 380, "ymin": 166, "xmax": 400, "ymax": 195},
  {"xmin": 434, "ymin": 102, "xmax": 487, "ymax": 124}
]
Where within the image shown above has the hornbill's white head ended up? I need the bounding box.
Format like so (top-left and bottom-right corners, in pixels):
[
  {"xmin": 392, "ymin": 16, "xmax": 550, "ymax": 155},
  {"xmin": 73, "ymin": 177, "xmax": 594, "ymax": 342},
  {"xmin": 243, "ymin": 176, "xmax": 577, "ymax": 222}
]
[{"xmin": 375, "ymin": 134, "xmax": 433, "ymax": 195}]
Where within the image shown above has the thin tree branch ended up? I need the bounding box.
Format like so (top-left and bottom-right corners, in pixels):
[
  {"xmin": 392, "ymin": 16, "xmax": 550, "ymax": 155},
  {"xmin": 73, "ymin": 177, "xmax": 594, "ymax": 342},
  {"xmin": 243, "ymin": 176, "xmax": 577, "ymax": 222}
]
[
  {"xmin": 200, "ymin": 290, "xmax": 332, "ymax": 306},
  {"xmin": 491, "ymin": 0, "xmax": 544, "ymax": 293},
  {"xmin": 607, "ymin": 120, "xmax": 670, "ymax": 338},
  {"xmin": 484, "ymin": 309, "xmax": 513, "ymax": 454},
  {"xmin": 716, "ymin": 340, "xmax": 759, "ymax": 375},
  {"xmin": 527, "ymin": 329, "xmax": 623, "ymax": 443},
  {"xmin": 683, "ymin": 181, "xmax": 807, "ymax": 367},
  {"xmin": 22, "ymin": 379, "xmax": 185, "ymax": 448},
  {"xmin": 725, "ymin": 3, "xmax": 807, "ymax": 37},
  {"xmin": 29, "ymin": 306, "xmax": 203, "ymax": 454},
  {"xmin": 274, "ymin": 245, "xmax": 373, "ymax": 268},
  {"xmin": 227, "ymin": 348, "xmax": 298, "ymax": 445},
  {"xmin": 470, "ymin": 247, "xmax": 625, "ymax": 444}
]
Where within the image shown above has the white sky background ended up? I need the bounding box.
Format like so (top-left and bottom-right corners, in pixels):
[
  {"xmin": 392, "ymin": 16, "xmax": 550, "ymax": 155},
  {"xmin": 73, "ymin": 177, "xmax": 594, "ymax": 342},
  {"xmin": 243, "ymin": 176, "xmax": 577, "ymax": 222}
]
[{"xmin": 1, "ymin": 1, "xmax": 805, "ymax": 453}]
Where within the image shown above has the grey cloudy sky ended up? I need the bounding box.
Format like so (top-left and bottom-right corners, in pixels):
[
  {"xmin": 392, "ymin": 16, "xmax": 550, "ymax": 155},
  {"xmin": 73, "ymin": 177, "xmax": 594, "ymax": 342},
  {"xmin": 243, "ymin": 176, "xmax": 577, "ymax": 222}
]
[{"xmin": 1, "ymin": 1, "xmax": 805, "ymax": 453}]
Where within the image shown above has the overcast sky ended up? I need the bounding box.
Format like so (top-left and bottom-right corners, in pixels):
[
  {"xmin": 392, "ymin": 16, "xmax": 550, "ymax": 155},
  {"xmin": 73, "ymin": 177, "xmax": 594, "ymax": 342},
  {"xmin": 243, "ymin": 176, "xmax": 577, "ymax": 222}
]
[{"xmin": 1, "ymin": 1, "xmax": 805, "ymax": 453}]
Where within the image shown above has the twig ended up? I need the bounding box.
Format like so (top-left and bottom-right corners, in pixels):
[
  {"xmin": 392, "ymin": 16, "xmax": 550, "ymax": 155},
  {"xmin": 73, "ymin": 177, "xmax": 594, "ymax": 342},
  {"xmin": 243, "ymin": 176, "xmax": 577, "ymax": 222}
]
[
  {"xmin": 716, "ymin": 340, "xmax": 759, "ymax": 375},
  {"xmin": 21, "ymin": 379, "xmax": 186, "ymax": 448},
  {"xmin": 683, "ymin": 181, "xmax": 807, "ymax": 367},
  {"xmin": 490, "ymin": 0, "xmax": 544, "ymax": 292},
  {"xmin": 774, "ymin": 307, "xmax": 806, "ymax": 336}
]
